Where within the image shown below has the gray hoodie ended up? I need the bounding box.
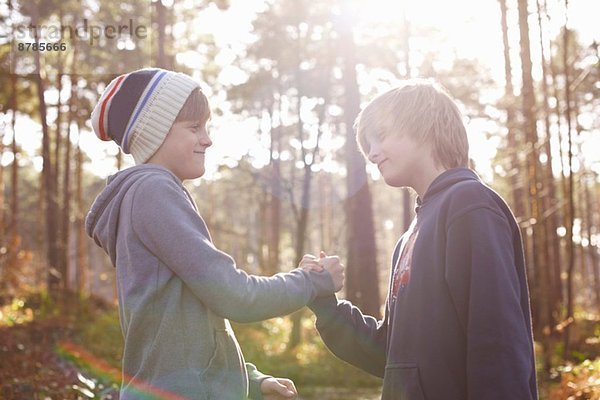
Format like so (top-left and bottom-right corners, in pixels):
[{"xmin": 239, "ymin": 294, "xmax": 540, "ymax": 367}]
[{"xmin": 85, "ymin": 164, "xmax": 335, "ymax": 400}]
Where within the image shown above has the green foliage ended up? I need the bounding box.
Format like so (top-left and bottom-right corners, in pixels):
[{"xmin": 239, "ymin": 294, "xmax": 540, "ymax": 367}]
[
  {"xmin": 0, "ymin": 297, "xmax": 33, "ymax": 326},
  {"xmin": 77, "ymin": 306, "xmax": 123, "ymax": 370},
  {"xmin": 233, "ymin": 315, "xmax": 382, "ymax": 388}
]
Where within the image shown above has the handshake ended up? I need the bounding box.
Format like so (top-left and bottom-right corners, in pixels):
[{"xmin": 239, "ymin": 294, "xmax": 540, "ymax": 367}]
[{"xmin": 299, "ymin": 251, "xmax": 345, "ymax": 292}]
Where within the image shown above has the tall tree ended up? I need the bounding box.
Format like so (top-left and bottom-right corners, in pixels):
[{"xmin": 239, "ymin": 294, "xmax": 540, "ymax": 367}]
[
  {"xmin": 535, "ymin": 0, "xmax": 563, "ymax": 371},
  {"xmin": 561, "ymin": 3, "xmax": 576, "ymax": 357},
  {"xmin": 498, "ymin": 0, "xmax": 525, "ymax": 218},
  {"xmin": 23, "ymin": 2, "xmax": 61, "ymax": 296},
  {"xmin": 583, "ymin": 175, "xmax": 599, "ymax": 309},
  {"xmin": 267, "ymin": 97, "xmax": 283, "ymax": 275},
  {"xmin": 54, "ymin": 6, "xmax": 68, "ymax": 293},
  {"xmin": 401, "ymin": 7, "xmax": 413, "ymax": 233},
  {"xmin": 60, "ymin": 43, "xmax": 79, "ymax": 294},
  {"xmin": 155, "ymin": 0, "xmax": 169, "ymax": 68},
  {"xmin": 518, "ymin": 0, "xmax": 548, "ymax": 335},
  {"xmin": 0, "ymin": 116, "xmax": 4, "ymax": 254},
  {"xmin": 74, "ymin": 125, "xmax": 88, "ymax": 296},
  {"xmin": 339, "ymin": 0, "xmax": 380, "ymax": 318},
  {"xmin": 544, "ymin": 3, "xmax": 568, "ymax": 313}
]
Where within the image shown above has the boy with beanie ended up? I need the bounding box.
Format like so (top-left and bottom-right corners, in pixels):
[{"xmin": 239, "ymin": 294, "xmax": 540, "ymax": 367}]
[
  {"xmin": 304, "ymin": 80, "xmax": 538, "ymax": 399},
  {"xmin": 86, "ymin": 68, "xmax": 344, "ymax": 400}
]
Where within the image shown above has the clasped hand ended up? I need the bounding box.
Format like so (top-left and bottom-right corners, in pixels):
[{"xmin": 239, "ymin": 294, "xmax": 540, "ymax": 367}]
[{"xmin": 299, "ymin": 251, "xmax": 345, "ymax": 292}]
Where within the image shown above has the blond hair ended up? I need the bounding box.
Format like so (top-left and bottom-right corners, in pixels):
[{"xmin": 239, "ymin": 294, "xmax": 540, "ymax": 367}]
[
  {"xmin": 355, "ymin": 79, "xmax": 469, "ymax": 169},
  {"xmin": 174, "ymin": 87, "xmax": 211, "ymax": 124}
]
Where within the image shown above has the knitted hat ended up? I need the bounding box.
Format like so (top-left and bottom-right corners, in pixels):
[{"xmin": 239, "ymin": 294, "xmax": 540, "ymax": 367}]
[{"xmin": 90, "ymin": 68, "xmax": 200, "ymax": 164}]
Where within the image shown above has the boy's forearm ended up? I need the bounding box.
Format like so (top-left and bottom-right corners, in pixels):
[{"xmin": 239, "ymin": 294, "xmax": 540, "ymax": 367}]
[
  {"xmin": 246, "ymin": 363, "xmax": 271, "ymax": 400},
  {"xmin": 205, "ymin": 268, "xmax": 336, "ymax": 322},
  {"xmin": 309, "ymin": 295, "xmax": 387, "ymax": 378}
]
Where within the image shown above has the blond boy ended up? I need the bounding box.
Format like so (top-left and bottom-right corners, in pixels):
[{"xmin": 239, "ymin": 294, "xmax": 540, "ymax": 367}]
[{"xmin": 307, "ymin": 80, "xmax": 538, "ymax": 399}]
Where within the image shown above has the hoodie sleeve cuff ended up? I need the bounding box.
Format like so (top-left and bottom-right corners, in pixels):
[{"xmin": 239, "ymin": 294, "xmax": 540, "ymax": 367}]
[
  {"xmin": 307, "ymin": 294, "xmax": 338, "ymax": 327},
  {"xmin": 247, "ymin": 362, "xmax": 272, "ymax": 400}
]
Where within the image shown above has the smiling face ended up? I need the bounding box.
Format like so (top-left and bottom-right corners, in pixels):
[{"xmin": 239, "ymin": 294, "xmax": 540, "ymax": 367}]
[
  {"xmin": 355, "ymin": 81, "xmax": 470, "ymax": 195},
  {"xmin": 146, "ymin": 88, "xmax": 212, "ymax": 181},
  {"xmin": 148, "ymin": 120, "xmax": 212, "ymax": 181},
  {"xmin": 366, "ymin": 130, "xmax": 432, "ymax": 189}
]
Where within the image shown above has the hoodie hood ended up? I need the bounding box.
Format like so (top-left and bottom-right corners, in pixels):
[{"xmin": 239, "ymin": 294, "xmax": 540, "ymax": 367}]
[
  {"xmin": 415, "ymin": 167, "xmax": 480, "ymax": 213},
  {"xmin": 85, "ymin": 164, "xmax": 181, "ymax": 267}
]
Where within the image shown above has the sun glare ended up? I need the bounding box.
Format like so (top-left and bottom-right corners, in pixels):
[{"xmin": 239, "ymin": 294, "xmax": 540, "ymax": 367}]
[{"xmin": 352, "ymin": 0, "xmax": 408, "ymax": 24}]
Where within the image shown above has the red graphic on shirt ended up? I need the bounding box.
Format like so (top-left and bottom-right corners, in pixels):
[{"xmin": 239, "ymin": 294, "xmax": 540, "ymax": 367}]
[{"xmin": 391, "ymin": 229, "xmax": 419, "ymax": 301}]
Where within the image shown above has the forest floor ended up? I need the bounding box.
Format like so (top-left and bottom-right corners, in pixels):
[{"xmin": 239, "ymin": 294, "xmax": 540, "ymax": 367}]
[
  {"xmin": 0, "ymin": 317, "xmax": 119, "ymax": 399},
  {"xmin": 0, "ymin": 295, "xmax": 120, "ymax": 399},
  {"xmin": 0, "ymin": 293, "xmax": 598, "ymax": 400}
]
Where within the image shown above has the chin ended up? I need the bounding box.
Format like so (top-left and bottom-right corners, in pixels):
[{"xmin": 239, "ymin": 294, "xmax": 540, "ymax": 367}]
[{"xmin": 383, "ymin": 176, "xmax": 405, "ymax": 188}]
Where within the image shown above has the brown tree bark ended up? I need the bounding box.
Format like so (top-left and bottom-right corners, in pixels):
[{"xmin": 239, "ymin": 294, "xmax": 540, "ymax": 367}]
[
  {"xmin": 10, "ymin": 69, "xmax": 19, "ymax": 243},
  {"xmin": 156, "ymin": 0, "xmax": 168, "ymax": 69},
  {"xmin": 0, "ymin": 121, "xmax": 4, "ymax": 252},
  {"xmin": 536, "ymin": 0, "xmax": 562, "ymax": 330},
  {"xmin": 267, "ymin": 102, "xmax": 282, "ymax": 276},
  {"xmin": 31, "ymin": 8, "xmax": 61, "ymax": 297},
  {"xmin": 518, "ymin": 0, "xmax": 548, "ymax": 338},
  {"xmin": 54, "ymin": 11, "xmax": 67, "ymax": 293},
  {"xmin": 61, "ymin": 53, "xmax": 78, "ymax": 293},
  {"xmin": 561, "ymin": 2, "xmax": 576, "ymax": 357},
  {"xmin": 546, "ymin": 8, "xmax": 566, "ymax": 313},
  {"xmin": 401, "ymin": 8, "xmax": 413, "ymax": 232},
  {"xmin": 339, "ymin": 0, "xmax": 380, "ymax": 319},
  {"xmin": 499, "ymin": 0, "xmax": 525, "ymax": 218},
  {"xmin": 75, "ymin": 127, "xmax": 87, "ymax": 296},
  {"xmin": 583, "ymin": 179, "xmax": 599, "ymax": 308}
]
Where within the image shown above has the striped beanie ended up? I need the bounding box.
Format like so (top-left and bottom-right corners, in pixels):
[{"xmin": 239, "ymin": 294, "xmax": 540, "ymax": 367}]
[{"xmin": 90, "ymin": 68, "xmax": 200, "ymax": 164}]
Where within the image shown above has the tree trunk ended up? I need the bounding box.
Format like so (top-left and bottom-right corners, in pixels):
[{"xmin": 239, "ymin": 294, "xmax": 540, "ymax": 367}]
[
  {"xmin": 536, "ymin": 0, "xmax": 562, "ymax": 329},
  {"xmin": 55, "ymin": 18, "xmax": 67, "ymax": 294},
  {"xmin": 401, "ymin": 6, "xmax": 414, "ymax": 233},
  {"xmin": 267, "ymin": 122, "xmax": 282, "ymax": 276},
  {"xmin": 31, "ymin": 9, "xmax": 61, "ymax": 297},
  {"xmin": 339, "ymin": 0, "xmax": 380, "ymax": 318},
  {"xmin": 61, "ymin": 60, "xmax": 78, "ymax": 293},
  {"xmin": 75, "ymin": 126, "xmax": 87, "ymax": 296},
  {"xmin": 2, "ymin": 0, "xmax": 19, "ymax": 293},
  {"xmin": 10, "ymin": 68, "xmax": 19, "ymax": 243},
  {"xmin": 156, "ymin": 0, "xmax": 168, "ymax": 68},
  {"xmin": 499, "ymin": 0, "xmax": 525, "ymax": 218},
  {"xmin": 117, "ymin": 149, "xmax": 123, "ymax": 170},
  {"xmin": 288, "ymin": 87, "xmax": 311, "ymax": 349},
  {"xmin": 518, "ymin": 0, "xmax": 548, "ymax": 340},
  {"xmin": 561, "ymin": 3, "xmax": 576, "ymax": 357},
  {"xmin": 583, "ymin": 179, "xmax": 598, "ymax": 307},
  {"xmin": 288, "ymin": 164, "xmax": 313, "ymax": 349},
  {"xmin": 546, "ymin": 6, "xmax": 566, "ymax": 314},
  {"xmin": 0, "ymin": 121, "xmax": 4, "ymax": 252}
]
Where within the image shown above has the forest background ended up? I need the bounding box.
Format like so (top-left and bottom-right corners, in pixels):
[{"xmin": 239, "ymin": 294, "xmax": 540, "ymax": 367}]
[{"xmin": 0, "ymin": 0, "xmax": 599, "ymax": 398}]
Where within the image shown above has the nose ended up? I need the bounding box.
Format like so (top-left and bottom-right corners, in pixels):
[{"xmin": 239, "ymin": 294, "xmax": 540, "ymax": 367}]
[
  {"xmin": 198, "ymin": 128, "xmax": 212, "ymax": 148},
  {"xmin": 368, "ymin": 143, "xmax": 381, "ymax": 164}
]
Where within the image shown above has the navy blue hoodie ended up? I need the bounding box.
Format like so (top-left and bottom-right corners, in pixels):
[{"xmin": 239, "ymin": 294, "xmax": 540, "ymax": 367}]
[{"xmin": 309, "ymin": 168, "xmax": 538, "ymax": 399}]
